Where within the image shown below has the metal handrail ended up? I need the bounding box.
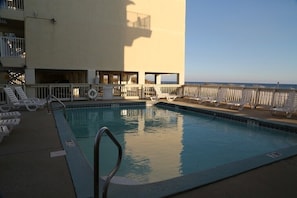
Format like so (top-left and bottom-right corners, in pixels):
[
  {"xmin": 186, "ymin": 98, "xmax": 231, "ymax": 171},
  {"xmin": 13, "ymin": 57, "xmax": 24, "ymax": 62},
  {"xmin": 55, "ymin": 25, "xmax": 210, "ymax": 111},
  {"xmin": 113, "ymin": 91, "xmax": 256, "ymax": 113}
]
[
  {"xmin": 46, "ymin": 94, "xmax": 66, "ymax": 115},
  {"xmin": 94, "ymin": 127, "xmax": 122, "ymax": 198}
]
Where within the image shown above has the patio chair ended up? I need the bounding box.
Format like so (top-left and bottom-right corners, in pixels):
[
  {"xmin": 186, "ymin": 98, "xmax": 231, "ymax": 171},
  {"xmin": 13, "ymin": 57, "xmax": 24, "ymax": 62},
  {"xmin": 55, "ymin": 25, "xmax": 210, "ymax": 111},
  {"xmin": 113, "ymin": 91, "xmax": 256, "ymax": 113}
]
[
  {"xmin": 0, "ymin": 125, "xmax": 11, "ymax": 143},
  {"xmin": 188, "ymin": 91, "xmax": 214, "ymax": 104},
  {"xmin": 209, "ymin": 87, "xmax": 228, "ymax": 106},
  {"xmin": 14, "ymin": 86, "xmax": 47, "ymax": 107},
  {"xmin": 2, "ymin": 87, "xmax": 39, "ymax": 112},
  {"xmin": 271, "ymin": 91, "xmax": 297, "ymax": 118},
  {"xmin": 150, "ymin": 86, "xmax": 177, "ymax": 102},
  {"xmin": 0, "ymin": 118, "xmax": 21, "ymax": 131},
  {"xmin": 227, "ymin": 89, "xmax": 253, "ymax": 110},
  {"xmin": 0, "ymin": 111, "xmax": 21, "ymax": 119}
]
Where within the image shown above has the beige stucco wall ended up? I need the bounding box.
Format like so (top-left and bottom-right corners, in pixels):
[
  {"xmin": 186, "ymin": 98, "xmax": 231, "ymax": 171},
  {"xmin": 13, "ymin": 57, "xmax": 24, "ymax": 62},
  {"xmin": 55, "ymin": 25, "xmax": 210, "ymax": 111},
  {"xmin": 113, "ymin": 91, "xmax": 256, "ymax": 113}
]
[
  {"xmin": 125, "ymin": 0, "xmax": 185, "ymax": 74},
  {"xmin": 24, "ymin": 0, "xmax": 185, "ymax": 84}
]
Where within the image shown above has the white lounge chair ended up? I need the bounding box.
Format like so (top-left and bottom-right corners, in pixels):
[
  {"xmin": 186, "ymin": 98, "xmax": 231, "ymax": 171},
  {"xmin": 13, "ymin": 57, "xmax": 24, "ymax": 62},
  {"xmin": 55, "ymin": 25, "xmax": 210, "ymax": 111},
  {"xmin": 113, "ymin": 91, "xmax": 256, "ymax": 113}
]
[
  {"xmin": 0, "ymin": 111, "xmax": 21, "ymax": 119},
  {"xmin": 0, "ymin": 117, "xmax": 20, "ymax": 142},
  {"xmin": 150, "ymin": 87, "xmax": 177, "ymax": 102},
  {"xmin": 188, "ymin": 90, "xmax": 214, "ymax": 104},
  {"xmin": 0, "ymin": 125, "xmax": 11, "ymax": 142},
  {"xmin": 2, "ymin": 87, "xmax": 39, "ymax": 112},
  {"xmin": 227, "ymin": 89, "xmax": 253, "ymax": 110},
  {"xmin": 14, "ymin": 86, "xmax": 47, "ymax": 107},
  {"xmin": 0, "ymin": 118, "xmax": 20, "ymax": 141},
  {"xmin": 0, "ymin": 118, "xmax": 21, "ymax": 129},
  {"xmin": 209, "ymin": 87, "xmax": 228, "ymax": 106},
  {"xmin": 271, "ymin": 91, "xmax": 297, "ymax": 118}
]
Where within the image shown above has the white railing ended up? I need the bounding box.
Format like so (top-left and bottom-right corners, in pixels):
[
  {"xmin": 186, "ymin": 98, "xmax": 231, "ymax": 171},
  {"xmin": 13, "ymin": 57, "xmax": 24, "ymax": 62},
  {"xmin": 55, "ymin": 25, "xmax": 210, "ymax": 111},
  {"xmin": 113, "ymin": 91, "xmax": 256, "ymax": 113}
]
[
  {"xmin": 0, "ymin": 36, "xmax": 25, "ymax": 58},
  {"xmin": 0, "ymin": 83, "xmax": 296, "ymax": 111},
  {"xmin": 0, "ymin": 0, "xmax": 24, "ymax": 10},
  {"xmin": 181, "ymin": 84, "xmax": 296, "ymax": 108}
]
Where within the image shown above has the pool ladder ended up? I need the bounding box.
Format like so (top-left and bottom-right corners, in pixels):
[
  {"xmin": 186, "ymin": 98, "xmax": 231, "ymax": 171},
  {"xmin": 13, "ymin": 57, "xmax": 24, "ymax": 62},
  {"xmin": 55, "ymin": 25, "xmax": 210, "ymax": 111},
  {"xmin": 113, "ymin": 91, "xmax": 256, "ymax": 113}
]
[
  {"xmin": 46, "ymin": 94, "xmax": 66, "ymax": 116},
  {"xmin": 94, "ymin": 127, "xmax": 123, "ymax": 198}
]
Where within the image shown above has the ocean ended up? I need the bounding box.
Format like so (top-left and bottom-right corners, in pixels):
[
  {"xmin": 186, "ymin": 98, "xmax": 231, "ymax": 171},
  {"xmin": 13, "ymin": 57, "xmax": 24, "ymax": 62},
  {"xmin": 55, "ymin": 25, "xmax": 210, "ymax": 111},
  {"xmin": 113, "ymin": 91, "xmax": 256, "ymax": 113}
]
[
  {"xmin": 162, "ymin": 81, "xmax": 297, "ymax": 90},
  {"xmin": 185, "ymin": 82, "xmax": 297, "ymax": 89}
]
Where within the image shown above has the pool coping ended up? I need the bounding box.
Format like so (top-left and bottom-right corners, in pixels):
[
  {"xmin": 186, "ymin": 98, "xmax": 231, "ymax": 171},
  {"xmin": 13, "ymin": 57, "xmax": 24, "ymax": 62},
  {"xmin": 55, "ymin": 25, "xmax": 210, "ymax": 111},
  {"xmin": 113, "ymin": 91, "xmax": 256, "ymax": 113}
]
[{"xmin": 52, "ymin": 101, "xmax": 297, "ymax": 198}]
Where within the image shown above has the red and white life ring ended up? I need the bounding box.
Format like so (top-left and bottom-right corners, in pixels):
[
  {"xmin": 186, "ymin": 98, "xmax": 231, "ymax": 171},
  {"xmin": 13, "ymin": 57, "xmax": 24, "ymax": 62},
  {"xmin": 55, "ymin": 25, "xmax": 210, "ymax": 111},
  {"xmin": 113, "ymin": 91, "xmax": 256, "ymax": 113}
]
[{"xmin": 88, "ymin": 88, "xmax": 98, "ymax": 100}]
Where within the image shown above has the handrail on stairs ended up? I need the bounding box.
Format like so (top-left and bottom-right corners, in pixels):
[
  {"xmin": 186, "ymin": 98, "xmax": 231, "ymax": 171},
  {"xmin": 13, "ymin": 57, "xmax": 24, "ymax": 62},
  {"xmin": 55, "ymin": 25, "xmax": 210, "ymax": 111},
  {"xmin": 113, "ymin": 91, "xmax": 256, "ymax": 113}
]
[
  {"xmin": 94, "ymin": 127, "xmax": 123, "ymax": 198},
  {"xmin": 46, "ymin": 94, "xmax": 66, "ymax": 116}
]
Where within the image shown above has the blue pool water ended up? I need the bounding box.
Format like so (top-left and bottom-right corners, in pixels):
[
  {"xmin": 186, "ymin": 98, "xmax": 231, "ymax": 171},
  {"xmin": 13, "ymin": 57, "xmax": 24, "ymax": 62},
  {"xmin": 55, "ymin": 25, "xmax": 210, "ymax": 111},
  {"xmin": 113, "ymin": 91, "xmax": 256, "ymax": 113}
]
[{"xmin": 65, "ymin": 105, "xmax": 297, "ymax": 184}]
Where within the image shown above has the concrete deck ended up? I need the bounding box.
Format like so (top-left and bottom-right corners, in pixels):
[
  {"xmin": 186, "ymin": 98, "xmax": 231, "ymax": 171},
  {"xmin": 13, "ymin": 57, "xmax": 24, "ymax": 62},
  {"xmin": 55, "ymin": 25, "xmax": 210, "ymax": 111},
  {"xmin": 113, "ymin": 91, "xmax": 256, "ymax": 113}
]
[{"xmin": 1, "ymin": 101, "xmax": 297, "ymax": 198}]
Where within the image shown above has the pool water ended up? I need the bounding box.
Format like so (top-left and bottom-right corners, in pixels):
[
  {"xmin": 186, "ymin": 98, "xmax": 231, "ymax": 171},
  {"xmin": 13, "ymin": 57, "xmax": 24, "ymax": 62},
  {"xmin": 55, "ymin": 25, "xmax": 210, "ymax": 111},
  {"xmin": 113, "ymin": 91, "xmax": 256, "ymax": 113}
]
[{"xmin": 66, "ymin": 105, "xmax": 297, "ymax": 184}]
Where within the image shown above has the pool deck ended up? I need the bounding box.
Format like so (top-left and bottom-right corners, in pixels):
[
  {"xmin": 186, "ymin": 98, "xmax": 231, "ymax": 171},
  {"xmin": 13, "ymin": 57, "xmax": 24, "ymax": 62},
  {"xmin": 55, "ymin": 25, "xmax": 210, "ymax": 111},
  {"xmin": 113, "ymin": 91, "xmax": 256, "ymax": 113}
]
[{"xmin": 1, "ymin": 100, "xmax": 297, "ymax": 198}]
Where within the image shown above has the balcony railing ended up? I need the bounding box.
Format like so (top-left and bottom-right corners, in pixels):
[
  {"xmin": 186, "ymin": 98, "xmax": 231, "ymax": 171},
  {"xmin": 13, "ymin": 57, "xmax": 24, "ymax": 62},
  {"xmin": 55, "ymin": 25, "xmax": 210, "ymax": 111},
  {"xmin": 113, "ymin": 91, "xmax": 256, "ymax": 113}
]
[
  {"xmin": 127, "ymin": 11, "xmax": 150, "ymax": 30},
  {"xmin": 0, "ymin": 0, "xmax": 24, "ymax": 10},
  {"xmin": 0, "ymin": 36, "xmax": 25, "ymax": 58}
]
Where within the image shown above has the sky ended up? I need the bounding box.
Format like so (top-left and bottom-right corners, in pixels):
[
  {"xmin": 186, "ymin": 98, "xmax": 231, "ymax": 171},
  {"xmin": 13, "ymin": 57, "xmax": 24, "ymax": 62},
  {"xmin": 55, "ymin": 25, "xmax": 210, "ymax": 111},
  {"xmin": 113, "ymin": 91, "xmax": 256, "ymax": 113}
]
[{"xmin": 185, "ymin": 0, "xmax": 297, "ymax": 84}]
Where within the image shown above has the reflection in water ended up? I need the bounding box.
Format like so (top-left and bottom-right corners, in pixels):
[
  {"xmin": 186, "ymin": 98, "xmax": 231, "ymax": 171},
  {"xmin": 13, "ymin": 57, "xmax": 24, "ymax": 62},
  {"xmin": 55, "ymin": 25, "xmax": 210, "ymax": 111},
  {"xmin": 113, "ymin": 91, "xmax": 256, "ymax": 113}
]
[
  {"xmin": 66, "ymin": 106, "xmax": 297, "ymax": 184},
  {"xmin": 67, "ymin": 106, "xmax": 184, "ymax": 183}
]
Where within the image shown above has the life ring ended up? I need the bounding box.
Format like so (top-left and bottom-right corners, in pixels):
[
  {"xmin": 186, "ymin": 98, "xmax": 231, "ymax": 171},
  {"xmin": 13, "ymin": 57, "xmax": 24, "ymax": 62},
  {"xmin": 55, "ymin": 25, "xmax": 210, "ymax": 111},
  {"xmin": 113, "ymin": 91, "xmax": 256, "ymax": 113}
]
[{"xmin": 88, "ymin": 88, "xmax": 98, "ymax": 100}]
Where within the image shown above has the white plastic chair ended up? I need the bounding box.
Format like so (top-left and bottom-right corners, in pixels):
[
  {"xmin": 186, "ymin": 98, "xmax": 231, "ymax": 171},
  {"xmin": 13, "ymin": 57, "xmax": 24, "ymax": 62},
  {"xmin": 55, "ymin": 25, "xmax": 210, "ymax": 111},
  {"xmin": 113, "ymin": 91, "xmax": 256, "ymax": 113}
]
[
  {"xmin": 151, "ymin": 87, "xmax": 177, "ymax": 102},
  {"xmin": 0, "ymin": 111, "xmax": 21, "ymax": 119},
  {"xmin": 227, "ymin": 89, "xmax": 253, "ymax": 110},
  {"xmin": 271, "ymin": 91, "xmax": 297, "ymax": 118},
  {"xmin": 14, "ymin": 86, "xmax": 47, "ymax": 107},
  {"xmin": 0, "ymin": 125, "xmax": 10, "ymax": 142},
  {"xmin": 0, "ymin": 118, "xmax": 21, "ymax": 129},
  {"xmin": 209, "ymin": 87, "xmax": 228, "ymax": 106},
  {"xmin": 2, "ymin": 87, "xmax": 39, "ymax": 112}
]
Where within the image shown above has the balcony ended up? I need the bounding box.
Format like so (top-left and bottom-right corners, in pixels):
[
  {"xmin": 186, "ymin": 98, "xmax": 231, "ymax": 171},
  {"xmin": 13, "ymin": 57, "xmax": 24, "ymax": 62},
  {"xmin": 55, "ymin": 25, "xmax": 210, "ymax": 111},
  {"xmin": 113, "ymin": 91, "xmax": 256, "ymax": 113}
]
[
  {"xmin": 125, "ymin": 11, "xmax": 152, "ymax": 45},
  {"xmin": 0, "ymin": 0, "xmax": 24, "ymax": 21},
  {"xmin": 0, "ymin": 36, "xmax": 25, "ymax": 68},
  {"xmin": 127, "ymin": 11, "xmax": 151, "ymax": 30}
]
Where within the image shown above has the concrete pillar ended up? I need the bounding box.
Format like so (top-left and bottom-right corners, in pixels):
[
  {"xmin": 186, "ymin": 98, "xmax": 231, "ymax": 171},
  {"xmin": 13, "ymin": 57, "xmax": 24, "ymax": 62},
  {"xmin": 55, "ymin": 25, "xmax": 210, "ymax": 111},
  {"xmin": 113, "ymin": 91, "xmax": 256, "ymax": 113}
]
[
  {"xmin": 108, "ymin": 74, "xmax": 113, "ymax": 84},
  {"xmin": 155, "ymin": 74, "xmax": 161, "ymax": 84},
  {"xmin": 25, "ymin": 68, "xmax": 35, "ymax": 84},
  {"xmin": 138, "ymin": 71, "xmax": 145, "ymax": 85},
  {"xmin": 177, "ymin": 73, "xmax": 185, "ymax": 85},
  {"xmin": 24, "ymin": 68, "xmax": 36, "ymax": 97},
  {"xmin": 87, "ymin": 70, "xmax": 96, "ymax": 84}
]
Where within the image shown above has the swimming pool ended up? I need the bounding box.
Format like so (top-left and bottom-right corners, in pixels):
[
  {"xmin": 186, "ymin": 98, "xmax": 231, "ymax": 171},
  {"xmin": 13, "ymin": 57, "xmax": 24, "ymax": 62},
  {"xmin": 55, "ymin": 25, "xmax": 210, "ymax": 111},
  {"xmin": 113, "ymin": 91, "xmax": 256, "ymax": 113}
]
[{"xmin": 54, "ymin": 101, "xmax": 297, "ymax": 197}]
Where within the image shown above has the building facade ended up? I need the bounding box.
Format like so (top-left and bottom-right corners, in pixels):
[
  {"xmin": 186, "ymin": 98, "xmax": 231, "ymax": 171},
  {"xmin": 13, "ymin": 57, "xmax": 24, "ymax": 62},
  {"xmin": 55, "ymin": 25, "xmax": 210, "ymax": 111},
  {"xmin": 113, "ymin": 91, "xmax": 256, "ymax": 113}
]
[{"xmin": 0, "ymin": 0, "xmax": 186, "ymax": 85}]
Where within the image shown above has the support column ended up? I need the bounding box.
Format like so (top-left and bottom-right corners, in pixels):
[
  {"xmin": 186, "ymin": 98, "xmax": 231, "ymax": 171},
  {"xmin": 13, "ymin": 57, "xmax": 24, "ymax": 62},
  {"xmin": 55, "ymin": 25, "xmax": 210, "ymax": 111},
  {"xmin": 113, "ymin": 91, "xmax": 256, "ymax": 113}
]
[
  {"xmin": 25, "ymin": 68, "xmax": 35, "ymax": 84},
  {"xmin": 177, "ymin": 73, "xmax": 185, "ymax": 85},
  {"xmin": 138, "ymin": 72, "xmax": 145, "ymax": 85},
  {"xmin": 25, "ymin": 68, "xmax": 36, "ymax": 97},
  {"xmin": 87, "ymin": 70, "xmax": 96, "ymax": 84},
  {"xmin": 108, "ymin": 74, "xmax": 113, "ymax": 84},
  {"xmin": 155, "ymin": 74, "xmax": 161, "ymax": 84}
]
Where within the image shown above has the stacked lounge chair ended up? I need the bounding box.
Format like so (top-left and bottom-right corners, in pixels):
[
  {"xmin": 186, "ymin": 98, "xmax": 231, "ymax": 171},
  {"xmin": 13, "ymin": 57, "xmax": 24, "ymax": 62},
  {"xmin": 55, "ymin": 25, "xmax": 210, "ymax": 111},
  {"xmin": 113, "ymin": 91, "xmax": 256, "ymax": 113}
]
[
  {"xmin": 227, "ymin": 89, "xmax": 253, "ymax": 110},
  {"xmin": 0, "ymin": 125, "xmax": 10, "ymax": 142},
  {"xmin": 1, "ymin": 87, "xmax": 39, "ymax": 112},
  {"xmin": 0, "ymin": 111, "xmax": 21, "ymax": 119},
  {"xmin": 0, "ymin": 118, "xmax": 21, "ymax": 129},
  {"xmin": 271, "ymin": 91, "xmax": 297, "ymax": 118},
  {"xmin": 188, "ymin": 90, "xmax": 214, "ymax": 104},
  {"xmin": 209, "ymin": 87, "xmax": 228, "ymax": 106},
  {"xmin": 187, "ymin": 87, "xmax": 228, "ymax": 106},
  {"xmin": 0, "ymin": 111, "xmax": 21, "ymax": 143}
]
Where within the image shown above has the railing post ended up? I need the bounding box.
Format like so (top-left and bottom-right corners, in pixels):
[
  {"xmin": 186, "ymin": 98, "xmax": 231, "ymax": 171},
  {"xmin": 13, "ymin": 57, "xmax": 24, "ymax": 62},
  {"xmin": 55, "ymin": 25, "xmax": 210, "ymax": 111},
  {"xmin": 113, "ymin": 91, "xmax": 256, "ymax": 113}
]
[
  {"xmin": 0, "ymin": 37, "xmax": 3, "ymax": 58},
  {"xmin": 70, "ymin": 83, "xmax": 74, "ymax": 102}
]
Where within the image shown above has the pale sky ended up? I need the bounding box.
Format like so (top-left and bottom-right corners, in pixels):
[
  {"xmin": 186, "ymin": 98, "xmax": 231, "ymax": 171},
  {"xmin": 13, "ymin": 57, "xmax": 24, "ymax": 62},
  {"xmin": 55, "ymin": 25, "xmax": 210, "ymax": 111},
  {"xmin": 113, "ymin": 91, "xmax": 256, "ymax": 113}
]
[{"xmin": 185, "ymin": 0, "xmax": 297, "ymax": 84}]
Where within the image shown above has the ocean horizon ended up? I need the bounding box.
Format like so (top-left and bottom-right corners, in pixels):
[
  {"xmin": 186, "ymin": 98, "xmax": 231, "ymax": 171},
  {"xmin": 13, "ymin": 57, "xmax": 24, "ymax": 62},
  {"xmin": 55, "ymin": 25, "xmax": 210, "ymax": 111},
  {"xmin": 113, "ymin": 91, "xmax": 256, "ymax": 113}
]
[{"xmin": 163, "ymin": 81, "xmax": 297, "ymax": 89}]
